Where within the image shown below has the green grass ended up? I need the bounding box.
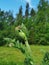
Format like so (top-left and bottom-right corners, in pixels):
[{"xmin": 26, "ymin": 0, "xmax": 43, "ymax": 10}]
[
  {"xmin": 0, "ymin": 45, "xmax": 49, "ymax": 65},
  {"xmin": 31, "ymin": 45, "xmax": 49, "ymax": 65}
]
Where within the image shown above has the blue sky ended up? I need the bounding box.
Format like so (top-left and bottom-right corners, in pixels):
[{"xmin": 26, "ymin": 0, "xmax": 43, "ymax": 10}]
[{"xmin": 0, "ymin": 0, "xmax": 40, "ymax": 16}]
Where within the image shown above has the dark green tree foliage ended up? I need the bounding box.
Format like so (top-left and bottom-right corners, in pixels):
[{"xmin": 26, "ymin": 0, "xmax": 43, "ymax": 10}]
[
  {"xmin": 25, "ymin": 3, "xmax": 29, "ymax": 17},
  {"xmin": 23, "ymin": 17, "xmax": 34, "ymax": 44},
  {"xmin": 0, "ymin": 10, "xmax": 15, "ymax": 45},
  {"xmin": 37, "ymin": 0, "xmax": 49, "ymax": 23},
  {"xmin": 38, "ymin": 0, "xmax": 48, "ymax": 11},
  {"xmin": 30, "ymin": 8, "xmax": 36, "ymax": 17},
  {"xmin": 37, "ymin": 0, "xmax": 49, "ymax": 24},
  {"xmin": 19, "ymin": 6, "xmax": 22, "ymax": 16},
  {"xmin": 15, "ymin": 6, "xmax": 23, "ymax": 26},
  {"xmin": 4, "ymin": 11, "xmax": 14, "ymax": 25},
  {"xmin": 31, "ymin": 0, "xmax": 49, "ymax": 45},
  {"xmin": 0, "ymin": 10, "xmax": 14, "ymax": 30},
  {"xmin": 0, "ymin": 9, "xmax": 5, "ymax": 30}
]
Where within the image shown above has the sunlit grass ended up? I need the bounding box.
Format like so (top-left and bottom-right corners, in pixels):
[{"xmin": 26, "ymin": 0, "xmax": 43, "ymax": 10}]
[
  {"xmin": 31, "ymin": 45, "xmax": 49, "ymax": 65},
  {"xmin": 0, "ymin": 45, "xmax": 49, "ymax": 65}
]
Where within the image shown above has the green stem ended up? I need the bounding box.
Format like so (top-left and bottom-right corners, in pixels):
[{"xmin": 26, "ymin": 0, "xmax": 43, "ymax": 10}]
[{"xmin": 25, "ymin": 39, "xmax": 32, "ymax": 57}]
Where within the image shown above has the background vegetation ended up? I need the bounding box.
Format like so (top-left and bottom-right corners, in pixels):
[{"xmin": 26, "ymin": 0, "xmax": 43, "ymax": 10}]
[{"xmin": 0, "ymin": 0, "xmax": 49, "ymax": 45}]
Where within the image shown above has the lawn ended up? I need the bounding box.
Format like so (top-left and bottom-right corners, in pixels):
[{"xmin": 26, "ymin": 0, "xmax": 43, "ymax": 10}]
[{"xmin": 0, "ymin": 45, "xmax": 49, "ymax": 65}]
